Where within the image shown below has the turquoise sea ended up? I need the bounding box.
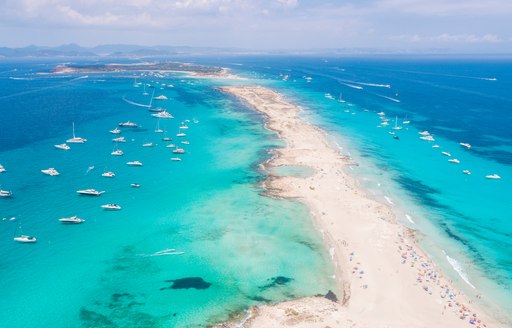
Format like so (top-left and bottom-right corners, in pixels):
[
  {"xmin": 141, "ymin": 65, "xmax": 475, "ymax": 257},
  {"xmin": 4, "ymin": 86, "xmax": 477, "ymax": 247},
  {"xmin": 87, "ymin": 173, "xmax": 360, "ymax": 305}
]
[{"xmin": 1, "ymin": 56, "xmax": 511, "ymax": 326}]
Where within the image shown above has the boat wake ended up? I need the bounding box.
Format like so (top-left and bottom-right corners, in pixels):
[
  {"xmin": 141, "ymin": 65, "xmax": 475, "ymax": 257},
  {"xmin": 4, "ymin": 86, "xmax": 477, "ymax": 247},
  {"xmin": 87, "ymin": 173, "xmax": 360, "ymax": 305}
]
[
  {"xmin": 122, "ymin": 96, "xmax": 151, "ymax": 108},
  {"xmin": 377, "ymin": 94, "xmax": 401, "ymax": 103},
  {"xmin": 354, "ymin": 82, "xmax": 391, "ymax": 88},
  {"xmin": 342, "ymin": 83, "xmax": 363, "ymax": 90},
  {"xmin": 138, "ymin": 248, "xmax": 185, "ymax": 257},
  {"xmin": 443, "ymin": 250, "xmax": 476, "ymax": 289}
]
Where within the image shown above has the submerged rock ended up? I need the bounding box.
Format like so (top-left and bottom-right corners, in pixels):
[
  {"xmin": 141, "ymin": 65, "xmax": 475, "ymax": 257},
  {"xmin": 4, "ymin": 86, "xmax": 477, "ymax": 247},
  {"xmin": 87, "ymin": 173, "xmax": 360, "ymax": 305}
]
[
  {"xmin": 259, "ymin": 276, "xmax": 293, "ymax": 290},
  {"xmin": 325, "ymin": 290, "xmax": 338, "ymax": 302}
]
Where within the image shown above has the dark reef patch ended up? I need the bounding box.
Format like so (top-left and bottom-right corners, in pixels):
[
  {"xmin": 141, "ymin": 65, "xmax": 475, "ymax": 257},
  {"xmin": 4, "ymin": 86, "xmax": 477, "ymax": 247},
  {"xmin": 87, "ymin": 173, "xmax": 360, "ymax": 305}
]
[
  {"xmin": 259, "ymin": 276, "xmax": 293, "ymax": 290},
  {"xmin": 161, "ymin": 277, "xmax": 211, "ymax": 290}
]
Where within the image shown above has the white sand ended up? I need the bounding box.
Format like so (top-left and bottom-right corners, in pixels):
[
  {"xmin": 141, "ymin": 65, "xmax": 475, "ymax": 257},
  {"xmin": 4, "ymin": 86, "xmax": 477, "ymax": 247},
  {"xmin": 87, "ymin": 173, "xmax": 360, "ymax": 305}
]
[{"xmin": 216, "ymin": 86, "xmax": 505, "ymax": 328}]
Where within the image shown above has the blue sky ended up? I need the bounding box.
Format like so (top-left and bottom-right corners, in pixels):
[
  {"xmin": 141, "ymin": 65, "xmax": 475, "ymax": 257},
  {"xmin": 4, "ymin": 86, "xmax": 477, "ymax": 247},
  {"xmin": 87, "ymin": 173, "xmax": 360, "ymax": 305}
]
[{"xmin": 1, "ymin": 0, "xmax": 511, "ymax": 53}]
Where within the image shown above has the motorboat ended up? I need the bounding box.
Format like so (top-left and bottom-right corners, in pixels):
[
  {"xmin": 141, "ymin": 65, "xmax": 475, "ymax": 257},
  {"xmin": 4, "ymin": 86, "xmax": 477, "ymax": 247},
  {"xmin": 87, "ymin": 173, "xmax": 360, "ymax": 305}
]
[
  {"xmin": 77, "ymin": 189, "xmax": 105, "ymax": 196},
  {"xmin": 118, "ymin": 121, "xmax": 138, "ymax": 128},
  {"xmin": 463, "ymin": 170, "xmax": 471, "ymax": 175},
  {"xmin": 112, "ymin": 136, "xmax": 126, "ymax": 143},
  {"xmin": 111, "ymin": 149, "xmax": 124, "ymax": 156},
  {"xmin": 170, "ymin": 157, "xmax": 182, "ymax": 161},
  {"xmin": 485, "ymin": 174, "xmax": 501, "ymax": 180},
  {"xmin": 179, "ymin": 125, "xmax": 189, "ymax": 130},
  {"xmin": 459, "ymin": 142, "xmax": 471, "ymax": 149},
  {"xmin": 41, "ymin": 168, "xmax": 60, "ymax": 176},
  {"xmin": 101, "ymin": 204, "xmax": 121, "ymax": 210},
  {"xmin": 166, "ymin": 144, "xmax": 176, "ymax": 148},
  {"xmin": 14, "ymin": 235, "xmax": 37, "ymax": 243},
  {"xmin": 59, "ymin": 216, "xmax": 85, "ymax": 224},
  {"xmin": 172, "ymin": 148, "xmax": 185, "ymax": 154},
  {"xmin": 110, "ymin": 128, "xmax": 121, "ymax": 134},
  {"xmin": 154, "ymin": 95, "xmax": 168, "ymax": 100},
  {"xmin": 432, "ymin": 145, "xmax": 440, "ymax": 148},
  {"xmin": 441, "ymin": 152, "xmax": 451, "ymax": 157},
  {"xmin": 102, "ymin": 171, "xmax": 115, "ymax": 178},
  {"xmin": 181, "ymin": 141, "xmax": 190, "ymax": 145},
  {"xmin": 151, "ymin": 110, "xmax": 173, "ymax": 119},
  {"xmin": 162, "ymin": 137, "xmax": 172, "ymax": 141},
  {"xmin": 130, "ymin": 183, "xmax": 141, "ymax": 188},
  {"xmin": 126, "ymin": 161, "xmax": 143, "ymax": 166},
  {"xmin": 0, "ymin": 190, "xmax": 13, "ymax": 197},
  {"xmin": 448, "ymin": 159, "xmax": 460, "ymax": 164},
  {"xmin": 142, "ymin": 142, "xmax": 154, "ymax": 147},
  {"xmin": 0, "ymin": 164, "xmax": 6, "ymax": 173},
  {"xmin": 54, "ymin": 143, "xmax": 71, "ymax": 150},
  {"xmin": 418, "ymin": 130, "xmax": 430, "ymax": 136},
  {"xmin": 176, "ymin": 133, "xmax": 186, "ymax": 137}
]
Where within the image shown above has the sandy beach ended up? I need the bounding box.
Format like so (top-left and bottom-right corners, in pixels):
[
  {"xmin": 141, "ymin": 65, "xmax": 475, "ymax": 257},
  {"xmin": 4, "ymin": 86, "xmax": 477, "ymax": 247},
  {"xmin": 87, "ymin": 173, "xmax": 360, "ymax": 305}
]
[{"xmin": 217, "ymin": 86, "xmax": 505, "ymax": 328}]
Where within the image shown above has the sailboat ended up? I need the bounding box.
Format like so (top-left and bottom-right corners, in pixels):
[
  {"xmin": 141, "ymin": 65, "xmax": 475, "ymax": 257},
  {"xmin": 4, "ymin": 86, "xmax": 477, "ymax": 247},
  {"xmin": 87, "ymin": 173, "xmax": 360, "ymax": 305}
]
[
  {"xmin": 154, "ymin": 119, "xmax": 164, "ymax": 133},
  {"xmin": 338, "ymin": 92, "xmax": 345, "ymax": 103},
  {"xmin": 392, "ymin": 116, "xmax": 403, "ymax": 130},
  {"xmin": 13, "ymin": 223, "xmax": 37, "ymax": 243},
  {"xmin": 142, "ymin": 84, "xmax": 149, "ymax": 96},
  {"xmin": 66, "ymin": 122, "xmax": 87, "ymax": 143}
]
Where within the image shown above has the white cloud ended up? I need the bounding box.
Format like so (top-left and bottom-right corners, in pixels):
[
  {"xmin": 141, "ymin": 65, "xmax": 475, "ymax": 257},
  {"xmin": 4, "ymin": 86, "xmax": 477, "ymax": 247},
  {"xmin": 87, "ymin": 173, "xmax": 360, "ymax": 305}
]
[{"xmin": 379, "ymin": 0, "xmax": 512, "ymax": 16}]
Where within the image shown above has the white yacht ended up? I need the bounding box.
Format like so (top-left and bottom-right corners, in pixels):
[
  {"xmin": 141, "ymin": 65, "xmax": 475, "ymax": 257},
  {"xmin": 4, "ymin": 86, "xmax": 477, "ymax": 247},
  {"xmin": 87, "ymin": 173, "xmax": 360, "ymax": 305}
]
[
  {"xmin": 41, "ymin": 168, "xmax": 60, "ymax": 176},
  {"xmin": 152, "ymin": 110, "xmax": 173, "ymax": 119},
  {"xmin": 67, "ymin": 122, "xmax": 87, "ymax": 143},
  {"xmin": 112, "ymin": 136, "xmax": 126, "ymax": 143},
  {"xmin": 172, "ymin": 148, "xmax": 185, "ymax": 154},
  {"xmin": 14, "ymin": 235, "xmax": 37, "ymax": 243},
  {"xmin": 441, "ymin": 152, "xmax": 451, "ymax": 157},
  {"xmin": 54, "ymin": 143, "xmax": 71, "ymax": 150},
  {"xmin": 154, "ymin": 95, "xmax": 168, "ymax": 100},
  {"xmin": 102, "ymin": 171, "xmax": 115, "ymax": 178},
  {"xmin": 170, "ymin": 157, "xmax": 182, "ymax": 161},
  {"xmin": 110, "ymin": 128, "xmax": 121, "ymax": 134},
  {"xmin": 130, "ymin": 183, "xmax": 141, "ymax": 188},
  {"xmin": 463, "ymin": 170, "xmax": 471, "ymax": 175},
  {"xmin": 179, "ymin": 125, "xmax": 189, "ymax": 130},
  {"xmin": 101, "ymin": 204, "xmax": 121, "ymax": 210},
  {"xmin": 59, "ymin": 216, "xmax": 85, "ymax": 224},
  {"xmin": 418, "ymin": 130, "xmax": 430, "ymax": 136},
  {"xmin": 459, "ymin": 142, "xmax": 471, "ymax": 149},
  {"xmin": 432, "ymin": 145, "xmax": 440, "ymax": 148},
  {"xmin": 166, "ymin": 144, "xmax": 176, "ymax": 148},
  {"xmin": 448, "ymin": 158, "xmax": 460, "ymax": 164},
  {"xmin": 0, "ymin": 190, "xmax": 13, "ymax": 197},
  {"xmin": 176, "ymin": 133, "xmax": 186, "ymax": 137},
  {"xmin": 111, "ymin": 149, "xmax": 124, "ymax": 156},
  {"xmin": 181, "ymin": 141, "xmax": 190, "ymax": 145},
  {"xmin": 76, "ymin": 189, "xmax": 105, "ymax": 196},
  {"xmin": 485, "ymin": 174, "xmax": 501, "ymax": 180},
  {"xmin": 0, "ymin": 164, "xmax": 5, "ymax": 173},
  {"xmin": 118, "ymin": 121, "xmax": 138, "ymax": 128},
  {"xmin": 127, "ymin": 161, "xmax": 143, "ymax": 166},
  {"xmin": 420, "ymin": 135, "xmax": 435, "ymax": 141},
  {"xmin": 142, "ymin": 142, "xmax": 154, "ymax": 147},
  {"xmin": 162, "ymin": 137, "xmax": 172, "ymax": 141}
]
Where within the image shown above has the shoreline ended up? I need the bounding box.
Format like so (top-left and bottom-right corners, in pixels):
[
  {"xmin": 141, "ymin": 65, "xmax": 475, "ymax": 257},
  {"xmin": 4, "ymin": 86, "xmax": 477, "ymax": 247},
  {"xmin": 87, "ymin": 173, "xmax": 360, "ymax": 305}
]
[{"xmin": 217, "ymin": 85, "xmax": 506, "ymax": 327}]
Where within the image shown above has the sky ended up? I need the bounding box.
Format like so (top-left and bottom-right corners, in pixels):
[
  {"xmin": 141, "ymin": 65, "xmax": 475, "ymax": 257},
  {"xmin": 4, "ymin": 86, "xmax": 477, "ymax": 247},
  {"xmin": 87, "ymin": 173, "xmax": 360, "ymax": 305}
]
[{"xmin": 1, "ymin": 0, "xmax": 512, "ymax": 53}]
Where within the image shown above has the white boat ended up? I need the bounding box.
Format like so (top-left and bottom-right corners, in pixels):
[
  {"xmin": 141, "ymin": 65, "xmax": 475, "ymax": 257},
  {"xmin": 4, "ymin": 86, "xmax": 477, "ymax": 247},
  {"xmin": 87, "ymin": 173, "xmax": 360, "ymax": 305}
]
[
  {"xmin": 420, "ymin": 135, "xmax": 435, "ymax": 141},
  {"xmin": 377, "ymin": 111, "xmax": 386, "ymax": 116},
  {"xmin": 173, "ymin": 148, "xmax": 185, "ymax": 154},
  {"xmin": 130, "ymin": 183, "xmax": 141, "ymax": 188},
  {"xmin": 432, "ymin": 145, "xmax": 440, "ymax": 148},
  {"xmin": 176, "ymin": 133, "xmax": 186, "ymax": 137},
  {"xmin": 154, "ymin": 95, "xmax": 168, "ymax": 100},
  {"xmin": 67, "ymin": 122, "xmax": 87, "ymax": 143},
  {"xmin": 0, "ymin": 164, "xmax": 5, "ymax": 173},
  {"xmin": 459, "ymin": 142, "xmax": 471, "ymax": 149},
  {"xmin": 54, "ymin": 143, "xmax": 71, "ymax": 150},
  {"xmin": 13, "ymin": 224, "xmax": 36, "ymax": 243},
  {"xmin": 142, "ymin": 142, "xmax": 154, "ymax": 147},
  {"xmin": 111, "ymin": 149, "xmax": 124, "ymax": 156},
  {"xmin": 119, "ymin": 121, "xmax": 138, "ymax": 128},
  {"xmin": 419, "ymin": 130, "xmax": 430, "ymax": 136},
  {"xmin": 324, "ymin": 93, "xmax": 334, "ymax": 100},
  {"xmin": 149, "ymin": 107, "xmax": 165, "ymax": 113},
  {"xmin": 166, "ymin": 144, "xmax": 176, "ymax": 148},
  {"xmin": 101, "ymin": 204, "xmax": 121, "ymax": 210},
  {"xmin": 41, "ymin": 168, "xmax": 60, "ymax": 176},
  {"xmin": 14, "ymin": 235, "xmax": 37, "ymax": 243},
  {"xmin": 112, "ymin": 136, "xmax": 126, "ymax": 143},
  {"xmin": 441, "ymin": 151, "xmax": 451, "ymax": 157},
  {"xmin": 59, "ymin": 216, "xmax": 85, "ymax": 224},
  {"xmin": 0, "ymin": 190, "xmax": 13, "ymax": 197},
  {"xmin": 338, "ymin": 92, "xmax": 345, "ymax": 103},
  {"xmin": 463, "ymin": 170, "xmax": 471, "ymax": 175},
  {"xmin": 77, "ymin": 189, "xmax": 105, "ymax": 196},
  {"xmin": 155, "ymin": 120, "xmax": 164, "ymax": 133},
  {"xmin": 170, "ymin": 157, "xmax": 182, "ymax": 161},
  {"xmin": 448, "ymin": 158, "xmax": 460, "ymax": 164},
  {"xmin": 181, "ymin": 141, "xmax": 190, "ymax": 145},
  {"xmin": 392, "ymin": 116, "xmax": 403, "ymax": 130},
  {"xmin": 110, "ymin": 128, "xmax": 121, "ymax": 134},
  {"xmin": 485, "ymin": 174, "xmax": 501, "ymax": 180},
  {"xmin": 179, "ymin": 125, "xmax": 189, "ymax": 130},
  {"xmin": 102, "ymin": 171, "xmax": 115, "ymax": 178},
  {"xmin": 126, "ymin": 161, "xmax": 143, "ymax": 166},
  {"xmin": 152, "ymin": 110, "xmax": 173, "ymax": 119},
  {"xmin": 162, "ymin": 137, "xmax": 172, "ymax": 141}
]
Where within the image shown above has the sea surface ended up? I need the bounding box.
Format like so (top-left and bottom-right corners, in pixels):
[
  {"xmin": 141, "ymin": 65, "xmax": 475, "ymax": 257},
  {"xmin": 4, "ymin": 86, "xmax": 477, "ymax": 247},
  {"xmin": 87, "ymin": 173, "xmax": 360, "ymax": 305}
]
[{"xmin": 1, "ymin": 55, "xmax": 511, "ymax": 326}]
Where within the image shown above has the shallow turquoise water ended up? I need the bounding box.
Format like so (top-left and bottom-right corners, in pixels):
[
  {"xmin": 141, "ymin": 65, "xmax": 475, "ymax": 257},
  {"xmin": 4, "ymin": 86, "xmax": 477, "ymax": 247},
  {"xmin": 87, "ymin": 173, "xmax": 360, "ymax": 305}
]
[{"xmin": 0, "ymin": 62, "xmax": 335, "ymax": 327}]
